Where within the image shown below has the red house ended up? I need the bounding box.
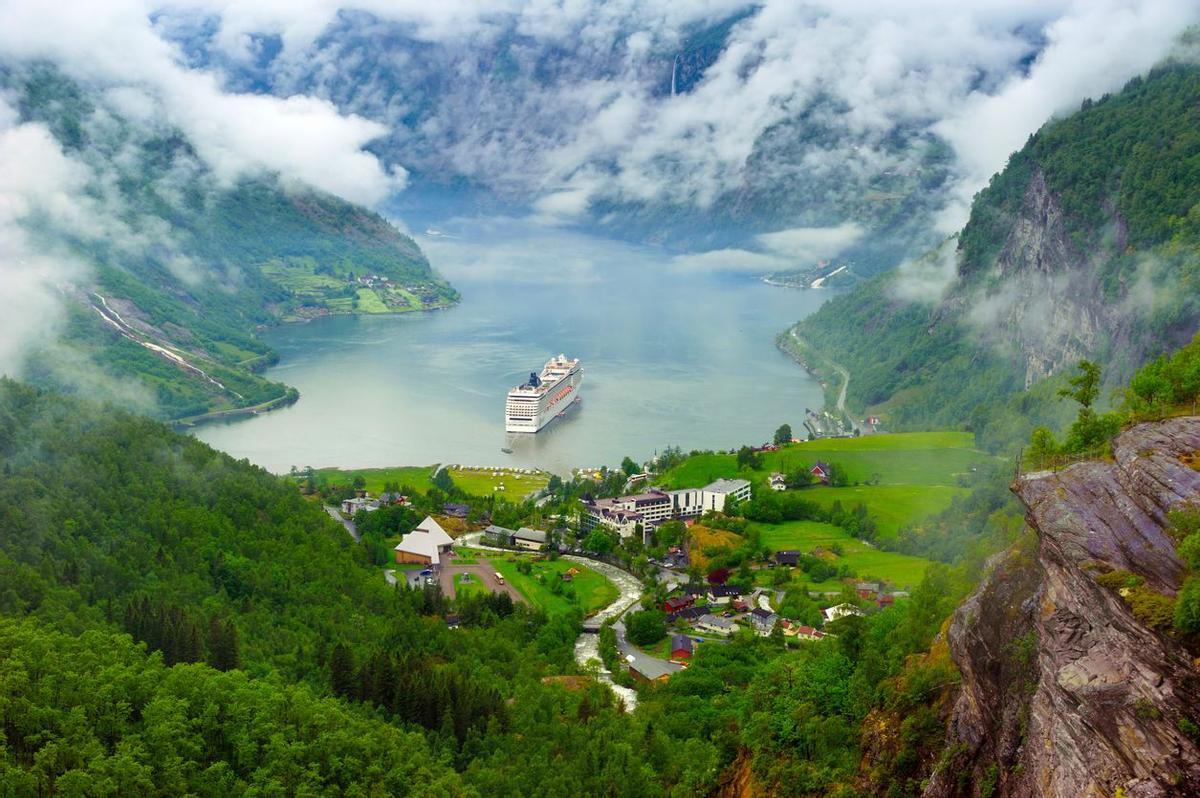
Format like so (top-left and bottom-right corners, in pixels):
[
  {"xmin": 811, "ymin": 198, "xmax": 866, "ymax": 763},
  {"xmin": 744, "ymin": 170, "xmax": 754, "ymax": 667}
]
[
  {"xmin": 810, "ymin": 462, "xmax": 832, "ymax": 484},
  {"xmin": 663, "ymin": 595, "xmax": 695, "ymax": 614},
  {"xmin": 671, "ymin": 634, "xmax": 695, "ymax": 661}
]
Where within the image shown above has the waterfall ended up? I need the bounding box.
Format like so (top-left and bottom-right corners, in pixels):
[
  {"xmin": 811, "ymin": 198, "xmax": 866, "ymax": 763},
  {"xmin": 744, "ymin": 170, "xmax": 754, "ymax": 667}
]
[{"xmin": 671, "ymin": 54, "xmax": 679, "ymax": 97}]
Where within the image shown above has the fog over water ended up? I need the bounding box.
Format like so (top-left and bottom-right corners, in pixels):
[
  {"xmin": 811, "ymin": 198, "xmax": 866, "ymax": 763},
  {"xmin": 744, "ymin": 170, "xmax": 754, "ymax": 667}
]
[{"xmin": 195, "ymin": 217, "xmax": 831, "ymax": 475}]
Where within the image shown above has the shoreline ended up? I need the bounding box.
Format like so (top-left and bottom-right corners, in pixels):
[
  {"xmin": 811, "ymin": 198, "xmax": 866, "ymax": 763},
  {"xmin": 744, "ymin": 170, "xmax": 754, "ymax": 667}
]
[{"xmin": 177, "ymin": 296, "xmax": 459, "ymax": 431}]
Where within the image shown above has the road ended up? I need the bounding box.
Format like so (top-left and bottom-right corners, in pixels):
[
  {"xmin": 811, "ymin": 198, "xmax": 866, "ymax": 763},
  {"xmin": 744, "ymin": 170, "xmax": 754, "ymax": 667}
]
[
  {"xmin": 791, "ymin": 327, "xmax": 851, "ymax": 417},
  {"xmin": 452, "ymin": 537, "xmax": 684, "ymax": 705},
  {"xmin": 324, "ymin": 505, "xmax": 359, "ymax": 542},
  {"xmin": 438, "ymin": 562, "xmax": 526, "ymax": 605}
]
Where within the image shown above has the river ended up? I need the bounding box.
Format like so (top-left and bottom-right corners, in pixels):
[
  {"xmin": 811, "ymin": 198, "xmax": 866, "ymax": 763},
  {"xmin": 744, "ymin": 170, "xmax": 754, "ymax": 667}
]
[{"xmin": 195, "ymin": 216, "xmax": 831, "ymax": 474}]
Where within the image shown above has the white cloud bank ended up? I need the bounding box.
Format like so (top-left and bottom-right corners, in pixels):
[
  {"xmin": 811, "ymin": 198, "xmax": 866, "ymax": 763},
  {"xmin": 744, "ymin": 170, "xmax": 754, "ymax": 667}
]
[{"xmin": 0, "ymin": 0, "xmax": 402, "ymax": 205}]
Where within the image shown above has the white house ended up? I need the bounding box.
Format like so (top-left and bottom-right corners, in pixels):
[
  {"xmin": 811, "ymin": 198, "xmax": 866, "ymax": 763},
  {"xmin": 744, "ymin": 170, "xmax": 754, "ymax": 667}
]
[
  {"xmin": 700, "ymin": 478, "xmax": 752, "ymax": 513},
  {"xmin": 394, "ymin": 516, "xmax": 454, "ymax": 567},
  {"xmin": 768, "ymin": 473, "xmax": 787, "ymax": 491},
  {"xmin": 694, "ymin": 614, "xmax": 737, "ymax": 636},
  {"xmin": 513, "ymin": 527, "xmax": 547, "ymax": 551},
  {"xmin": 341, "ymin": 496, "xmax": 381, "ymax": 516}
]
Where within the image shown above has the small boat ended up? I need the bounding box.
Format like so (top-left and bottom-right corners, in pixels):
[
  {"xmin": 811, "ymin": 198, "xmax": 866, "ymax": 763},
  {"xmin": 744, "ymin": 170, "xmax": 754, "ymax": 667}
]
[{"xmin": 501, "ymin": 447, "xmax": 514, "ymax": 454}]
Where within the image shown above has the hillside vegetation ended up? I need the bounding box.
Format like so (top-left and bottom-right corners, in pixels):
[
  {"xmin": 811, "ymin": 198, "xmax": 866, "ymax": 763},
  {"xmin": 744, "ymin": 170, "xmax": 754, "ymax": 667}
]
[
  {"xmin": 5, "ymin": 64, "xmax": 456, "ymax": 422},
  {"xmin": 790, "ymin": 62, "xmax": 1200, "ymax": 450}
]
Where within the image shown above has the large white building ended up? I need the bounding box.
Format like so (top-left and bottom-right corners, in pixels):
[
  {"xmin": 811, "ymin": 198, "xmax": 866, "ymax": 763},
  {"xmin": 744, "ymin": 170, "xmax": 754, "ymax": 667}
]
[{"xmin": 582, "ymin": 478, "xmax": 753, "ymax": 538}]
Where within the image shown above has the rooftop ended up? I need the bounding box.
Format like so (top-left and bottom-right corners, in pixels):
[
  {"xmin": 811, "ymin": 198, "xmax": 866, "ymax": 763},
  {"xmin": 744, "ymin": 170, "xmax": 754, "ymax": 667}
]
[{"xmin": 704, "ymin": 478, "xmax": 751, "ymax": 494}]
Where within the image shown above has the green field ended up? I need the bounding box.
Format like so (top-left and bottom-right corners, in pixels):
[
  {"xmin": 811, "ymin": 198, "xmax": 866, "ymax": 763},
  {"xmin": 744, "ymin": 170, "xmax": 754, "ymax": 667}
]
[
  {"xmin": 662, "ymin": 432, "xmax": 990, "ymax": 489},
  {"xmin": 354, "ymin": 288, "xmax": 390, "ymax": 313},
  {"xmin": 798, "ymin": 484, "xmax": 965, "ymax": 538},
  {"xmin": 311, "ymin": 464, "xmax": 550, "ymax": 498},
  {"xmin": 312, "ymin": 465, "xmax": 436, "ymax": 493},
  {"xmin": 453, "ymin": 572, "xmax": 490, "ymax": 599},
  {"xmin": 446, "ymin": 466, "xmax": 550, "ymax": 498},
  {"xmin": 752, "ymin": 519, "xmax": 930, "ymax": 589},
  {"xmin": 488, "ymin": 556, "xmax": 618, "ymax": 617},
  {"xmin": 660, "ymin": 432, "xmax": 992, "ymax": 535}
]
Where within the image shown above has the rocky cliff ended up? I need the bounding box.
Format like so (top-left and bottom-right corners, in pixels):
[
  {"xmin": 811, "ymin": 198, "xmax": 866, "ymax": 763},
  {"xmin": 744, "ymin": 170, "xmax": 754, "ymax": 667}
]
[{"xmin": 926, "ymin": 417, "xmax": 1200, "ymax": 798}]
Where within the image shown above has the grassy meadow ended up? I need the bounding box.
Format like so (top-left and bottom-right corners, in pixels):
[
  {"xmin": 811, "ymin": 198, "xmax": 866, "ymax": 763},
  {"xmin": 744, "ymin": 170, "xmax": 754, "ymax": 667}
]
[
  {"xmin": 487, "ymin": 556, "xmax": 618, "ymax": 617},
  {"xmin": 753, "ymin": 520, "xmax": 930, "ymax": 589}
]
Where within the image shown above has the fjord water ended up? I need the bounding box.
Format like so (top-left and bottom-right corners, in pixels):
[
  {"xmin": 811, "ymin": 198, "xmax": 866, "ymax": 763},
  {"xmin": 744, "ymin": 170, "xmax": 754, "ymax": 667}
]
[{"xmin": 195, "ymin": 218, "xmax": 830, "ymax": 475}]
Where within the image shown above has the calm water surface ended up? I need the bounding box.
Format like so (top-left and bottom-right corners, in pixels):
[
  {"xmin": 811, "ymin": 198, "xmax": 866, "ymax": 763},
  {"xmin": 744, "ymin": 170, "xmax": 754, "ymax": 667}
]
[{"xmin": 195, "ymin": 218, "xmax": 832, "ymax": 474}]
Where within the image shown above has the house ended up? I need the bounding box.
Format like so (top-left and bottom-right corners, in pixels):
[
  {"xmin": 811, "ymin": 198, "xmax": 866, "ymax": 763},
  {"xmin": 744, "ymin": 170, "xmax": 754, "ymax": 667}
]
[
  {"xmin": 674, "ymin": 605, "xmax": 710, "ymax": 621},
  {"xmin": 768, "ymin": 472, "xmax": 787, "ymax": 491},
  {"xmin": 810, "ymin": 462, "xmax": 832, "ymax": 484},
  {"xmin": 749, "ymin": 607, "xmax": 778, "ymax": 636},
  {"xmin": 822, "ymin": 603, "xmax": 866, "ymax": 624},
  {"xmin": 443, "ymin": 503, "xmax": 470, "ymax": 519},
  {"xmin": 782, "ymin": 622, "xmax": 827, "ymax": 641},
  {"xmin": 394, "ymin": 516, "xmax": 455, "ymax": 566},
  {"xmin": 379, "ymin": 492, "xmax": 411, "ymax": 506},
  {"xmin": 877, "ymin": 594, "xmax": 896, "ymax": 608},
  {"xmin": 775, "ymin": 550, "xmax": 800, "ymax": 567},
  {"xmin": 855, "ymin": 582, "xmax": 881, "ymax": 594},
  {"xmin": 483, "ymin": 524, "xmax": 516, "ymax": 546},
  {"xmin": 513, "ymin": 527, "xmax": 547, "ymax": 551},
  {"xmin": 708, "ymin": 584, "xmax": 744, "ymax": 603},
  {"xmin": 671, "ymin": 634, "xmax": 695, "ymax": 661},
  {"xmin": 341, "ymin": 496, "xmax": 381, "ymax": 516},
  {"xmin": 694, "ymin": 614, "xmax": 737, "ymax": 636},
  {"xmin": 731, "ymin": 599, "xmax": 750, "ymax": 613},
  {"xmin": 663, "ymin": 595, "xmax": 695, "ymax": 615},
  {"xmin": 627, "ymin": 657, "xmax": 679, "ymax": 683}
]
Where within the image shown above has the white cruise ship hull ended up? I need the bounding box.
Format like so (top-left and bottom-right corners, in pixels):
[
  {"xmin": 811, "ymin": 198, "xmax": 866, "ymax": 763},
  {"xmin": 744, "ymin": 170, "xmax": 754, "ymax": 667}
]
[{"xmin": 505, "ymin": 362, "xmax": 583, "ymax": 433}]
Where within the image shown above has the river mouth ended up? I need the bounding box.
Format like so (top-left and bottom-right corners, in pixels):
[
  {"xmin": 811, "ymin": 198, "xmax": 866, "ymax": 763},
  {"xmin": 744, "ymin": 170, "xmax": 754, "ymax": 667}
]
[{"xmin": 194, "ymin": 216, "xmax": 833, "ymax": 474}]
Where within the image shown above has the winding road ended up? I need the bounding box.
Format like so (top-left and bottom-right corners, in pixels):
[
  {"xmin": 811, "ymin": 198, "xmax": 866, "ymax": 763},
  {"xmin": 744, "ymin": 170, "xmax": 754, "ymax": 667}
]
[
  {"xmin": 452, "ymin": 535, "xmax": 680, "ymax": 708},
  {"xmin": 790, "ymin": 327, "xmax": 850, "ymax": 416}
]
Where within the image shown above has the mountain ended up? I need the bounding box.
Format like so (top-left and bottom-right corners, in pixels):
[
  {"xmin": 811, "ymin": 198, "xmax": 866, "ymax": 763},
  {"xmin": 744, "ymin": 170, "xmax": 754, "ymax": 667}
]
[
  {"xmin": 789, "ymin": 61, "xmax": 1200, "ymax": 446},
  {"xmin": 4, "ymin": 64, "xmax": 457, "ymax": 422},
  {"xmin": 175, "ymin": 8, "xmax": 959, "ymax": 273},
  {"xmin": 926, "ymin": 417, "xmax": 1200, "ymax": 797}
]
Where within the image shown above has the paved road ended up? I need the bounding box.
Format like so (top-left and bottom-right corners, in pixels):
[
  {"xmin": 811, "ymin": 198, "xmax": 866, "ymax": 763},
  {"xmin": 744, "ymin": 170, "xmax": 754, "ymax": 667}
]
[
  {"xmin": 790, "ymin": 327, "xmax": 855, "ymax": 427},
  {"xmin": 324, "ymin": 505, "xmax": 359, "ymax": 542},
  {"xmin": 438, "ymin": 562, "xmax": 526, "ymax": 605}
]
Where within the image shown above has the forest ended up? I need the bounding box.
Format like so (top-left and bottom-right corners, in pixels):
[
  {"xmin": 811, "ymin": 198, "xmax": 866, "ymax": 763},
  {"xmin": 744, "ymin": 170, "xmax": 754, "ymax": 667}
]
[{"xmin": 0, "ymin": 379, "xmax": 975, "ymax": 796}]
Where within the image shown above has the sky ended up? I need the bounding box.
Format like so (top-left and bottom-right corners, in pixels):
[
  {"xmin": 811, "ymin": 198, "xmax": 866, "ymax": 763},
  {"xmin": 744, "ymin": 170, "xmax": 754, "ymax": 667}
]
[{"xmin": 0, "ymin": 0, "xmax": 1197, "ymax": 374}]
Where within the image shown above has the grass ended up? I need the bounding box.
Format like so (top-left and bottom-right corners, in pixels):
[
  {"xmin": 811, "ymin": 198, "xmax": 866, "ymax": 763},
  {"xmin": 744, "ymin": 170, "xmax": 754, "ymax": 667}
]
[
  {"xmin": 797, "ymin": 485, "xmax": 966, "ymax": 538},
  {"xmin": 662, "ymin": 432, "xmax": 991, "ymax": 489},
  {"xmin": 312, "ymin": 465, "xmax": 436, "ymax": 494},
  {"xmin": 487, "ymin": 556, "xmax": 619, "ymax": 617},
  {"xmin": 752, "ymin": 519, "xmax": 930, "ymax": 589},
  {"xmin": 354, "ymin": 288, "xmax": 390, "ymax": 313},
  {"xmin": 453, "ymin": 572, "xmax": 490, "ymax": 599},
  {"xmin": 311, "ymin": 464, "xmax": 550, "ymax": 498},
  {"xmin": 658, "ymin": 432, "xmax": 994, "ymax": 536},
  {"xmin": 447, "ymin": 466, "xmax": 550, "ymax": 498}
]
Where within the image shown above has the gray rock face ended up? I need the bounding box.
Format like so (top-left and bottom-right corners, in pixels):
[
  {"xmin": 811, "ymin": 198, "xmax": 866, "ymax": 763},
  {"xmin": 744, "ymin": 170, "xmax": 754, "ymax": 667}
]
[{"xmin": 925, "ymin": 418, "xmax": 1200, "ymax": 798}]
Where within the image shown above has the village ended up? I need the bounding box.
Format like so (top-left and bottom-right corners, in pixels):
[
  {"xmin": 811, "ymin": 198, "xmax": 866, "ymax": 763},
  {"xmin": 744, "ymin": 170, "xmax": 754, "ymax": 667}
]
[{"xmin": 328, "ymin": 448, "xmax": 920, "ymax": 688}]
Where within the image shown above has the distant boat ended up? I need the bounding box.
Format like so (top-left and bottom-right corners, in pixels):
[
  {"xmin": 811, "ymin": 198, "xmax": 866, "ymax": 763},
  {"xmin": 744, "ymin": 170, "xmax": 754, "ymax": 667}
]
[{"xmin": 501, "ymin": 447, "xmax": 514, "ymax": 454}]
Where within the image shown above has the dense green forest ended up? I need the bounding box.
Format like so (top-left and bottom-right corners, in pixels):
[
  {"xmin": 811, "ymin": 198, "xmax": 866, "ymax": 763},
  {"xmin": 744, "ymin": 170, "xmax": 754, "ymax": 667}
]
[
  {"xmin": 791, "ymin": 62, "xmax": 1200, "ymax": 450},
  {"xmin": 3, "ymin": 64, "xmax": 457, "ymax": 421},
  {"xmin": 0, "ymin": 380, "xmax": 974, "ymax": 796}
]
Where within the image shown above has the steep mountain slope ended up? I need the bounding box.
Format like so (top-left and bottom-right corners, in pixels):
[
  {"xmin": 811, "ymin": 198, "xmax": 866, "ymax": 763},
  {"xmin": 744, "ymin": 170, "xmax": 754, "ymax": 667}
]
[
  {"xmin": 791, "ymin": 62, "xmax": 1200, "ymax": 441},
  {"xmin": 926, "ymin": 417, "xmax": 1200, "ymax": 797},
  {"xmin": 4, "ymin": 65, "xmax": 456, "ymax": 421}
]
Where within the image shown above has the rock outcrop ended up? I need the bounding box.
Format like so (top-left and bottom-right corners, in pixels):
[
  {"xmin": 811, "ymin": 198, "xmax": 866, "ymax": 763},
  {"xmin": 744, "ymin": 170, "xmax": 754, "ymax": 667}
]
[{"xmin": 926, "ymin": 417, "xmax": 1200, "ymax": 798}]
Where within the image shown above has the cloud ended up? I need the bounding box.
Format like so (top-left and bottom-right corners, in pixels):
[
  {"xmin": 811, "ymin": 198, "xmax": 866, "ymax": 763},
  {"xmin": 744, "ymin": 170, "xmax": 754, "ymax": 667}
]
[
  {"xmin": 179, "ymin": 0, "xmax": 1195, "ymax": 241},
  {"xmin": 934, "ymin": 0, "xmax": 1200, "ymax": 232},
  {"xmin": 0, "ymin": 0, "xmax": 402, "ymax": 205},
  {"xmin": 0, "ymin": 103, "xmax": 92, "ymax": 375},
  {"xmin": 892, "ymin": 239, "xmax": 959, "ymax": 303},
  {"xmin": 672, "ymin": 222, "xmax": 863, "ymax": 273}
]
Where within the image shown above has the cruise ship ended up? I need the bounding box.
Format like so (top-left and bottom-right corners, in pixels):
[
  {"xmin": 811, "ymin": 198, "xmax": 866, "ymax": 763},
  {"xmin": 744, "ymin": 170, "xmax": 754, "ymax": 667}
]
[{"xmin": 505, "ymin": 354, "xmax": 583, "ymax": 433}]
